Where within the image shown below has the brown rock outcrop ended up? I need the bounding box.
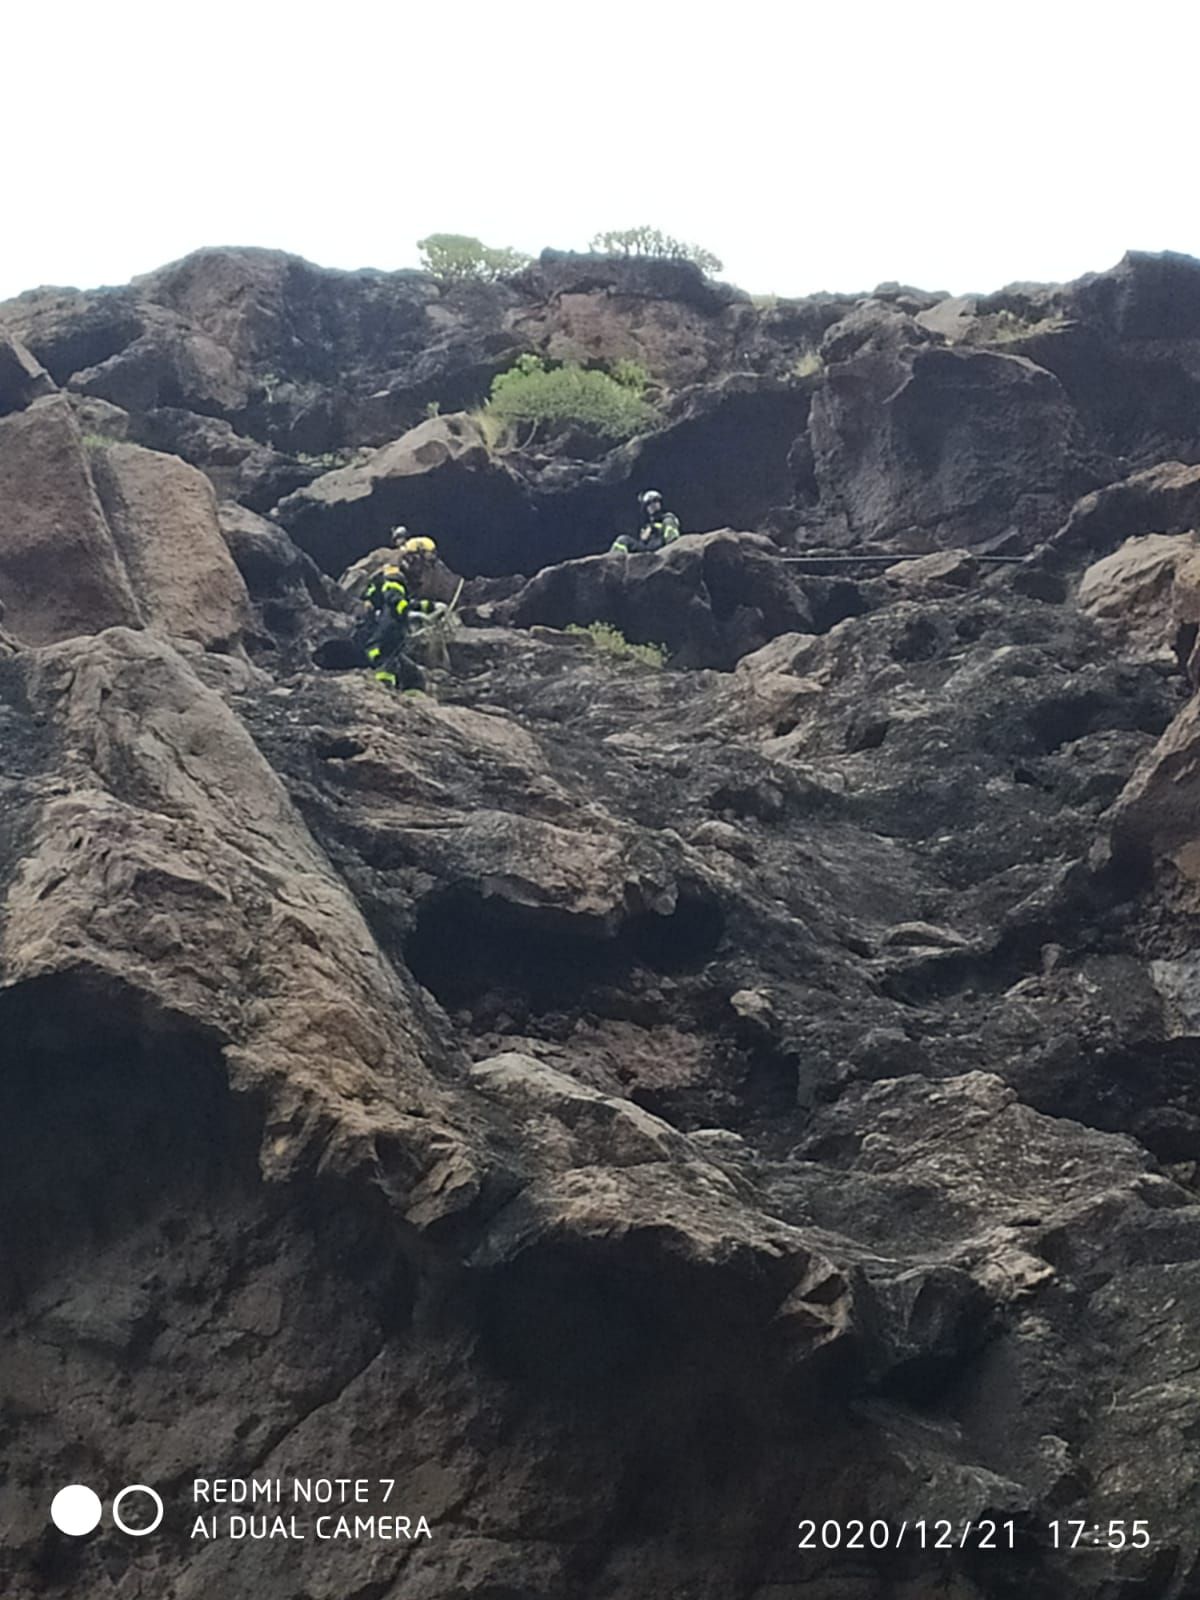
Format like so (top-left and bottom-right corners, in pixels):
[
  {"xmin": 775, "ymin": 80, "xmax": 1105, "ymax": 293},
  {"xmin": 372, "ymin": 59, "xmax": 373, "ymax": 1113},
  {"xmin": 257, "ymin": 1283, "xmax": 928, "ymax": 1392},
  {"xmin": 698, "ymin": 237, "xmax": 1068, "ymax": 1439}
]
[
  {"xmin": 1107, "ymin": 693, "xmax": 1200, "ymax": 895},
  {"xmin": 1077, "ymin": 531, "xmax": 1199, "ymax": 659},
  {"xmin": 10, "ymin": 242, "xmax": 1200, "ymax": 1600},
  {"xmin": 0, "ymin": 396, "xmax": 141, "ymax": 644},
  {"xmin": 0, "ymin": 397, "xmax": 250, "ymax": 652},
  {"xmin": 89, "ymin": 442, "xmax": 253, "ymax": 650}
]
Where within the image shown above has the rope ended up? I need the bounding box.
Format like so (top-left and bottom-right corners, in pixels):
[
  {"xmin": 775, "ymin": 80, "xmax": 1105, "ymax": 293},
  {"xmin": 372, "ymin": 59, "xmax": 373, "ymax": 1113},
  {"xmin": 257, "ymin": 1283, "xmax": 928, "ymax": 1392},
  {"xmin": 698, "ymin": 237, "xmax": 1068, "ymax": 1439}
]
[{"xmin": 774, "ymin": 552, "xmax": 1026, "ymax": 565}]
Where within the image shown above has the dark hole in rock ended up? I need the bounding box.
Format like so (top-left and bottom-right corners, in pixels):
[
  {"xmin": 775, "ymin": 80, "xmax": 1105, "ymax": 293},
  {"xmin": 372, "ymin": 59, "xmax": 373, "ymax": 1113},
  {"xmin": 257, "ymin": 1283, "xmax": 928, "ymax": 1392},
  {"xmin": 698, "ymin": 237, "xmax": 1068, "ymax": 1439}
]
[
  {"xmin": 742, "ymin": 1044, "xmax": 801, "ymax": 1118},
  {"xmin": 405, "ymin": 887, "xmax": 725, "ymax": 1016},
  {"xmin": 633, "ymin": 1040, "xmax": 799, "ymax": 1133},
  {"xmin": 708, "ymin": 780, "xmax": 785, "ymax": 821},
  {"xmin": 804, "ymin": 578, "xmax": 874, "ymax": 634},
  {"xmin": 476, "ymin": 1235, "xmax": 770, "ymax": 1392},
  {"xmin": 890, "ymin": 616, "xmax": 943, "ymax": 662},
  {"xmin": 261, "ymin": 600, "xmax": 302, "ymax": 636},
  {"xmin": 243, "ymin": 629, "xmax": 277, "ymax": 656},
  {"xmin": 955, "ymin": 611, "xmax": 989, "ymax": 642},
  {"xmin": 3, "ymin": 970, "xmax": 420, "ymax": 1592},
  {"xmin": 0, "ymin": 974, "xmax": 260, "ymax": 1312},
  {"xmin": 844, "ymin": 716, "xmax": 890, "ymax": 752},
  {"xmin": 1025, "ymin": 690, "xmax": 1112, "ymax": 753},
  {"xmin": 1175, "ymin": 620, "xmax": 1198, "ymax": 674},
  {"xmin": 477, "ymin": 1244, "xmax": 661, "ymax": 1388},
  {"xmin": 312, "ymin": 636, "xmax": 365, "ymax": 670},
  {"xmin": 312, "ymin": 732, "xmax": 365, "ymax": 760},
  {"xmin": 625, "ymin": 893, "xmax": 725, "ymax": 971}
]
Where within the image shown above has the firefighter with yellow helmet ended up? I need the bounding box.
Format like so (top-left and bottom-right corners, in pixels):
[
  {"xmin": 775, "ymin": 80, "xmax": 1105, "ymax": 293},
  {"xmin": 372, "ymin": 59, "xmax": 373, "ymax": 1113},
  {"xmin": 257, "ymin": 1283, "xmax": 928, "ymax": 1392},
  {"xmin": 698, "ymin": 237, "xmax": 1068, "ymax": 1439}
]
[{"xmin": 357, "ymin": 528, "xmax": 446, "ymax": 688}]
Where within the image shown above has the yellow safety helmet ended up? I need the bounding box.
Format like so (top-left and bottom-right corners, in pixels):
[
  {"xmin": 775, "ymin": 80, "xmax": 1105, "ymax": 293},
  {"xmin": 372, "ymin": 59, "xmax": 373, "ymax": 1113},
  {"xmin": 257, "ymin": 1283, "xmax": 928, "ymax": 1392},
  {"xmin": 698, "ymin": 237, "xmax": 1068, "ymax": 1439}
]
[{"xmin": 401, "ymin": 535, "xmax": 437, "ymax": 555}]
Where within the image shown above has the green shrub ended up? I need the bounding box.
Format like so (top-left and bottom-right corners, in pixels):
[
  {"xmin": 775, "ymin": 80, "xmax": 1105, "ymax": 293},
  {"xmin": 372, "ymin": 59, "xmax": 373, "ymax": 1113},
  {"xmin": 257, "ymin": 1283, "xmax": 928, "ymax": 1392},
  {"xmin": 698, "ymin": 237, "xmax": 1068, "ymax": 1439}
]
[
  {"xmin": 566, "ymin": 622, "xmax": 667, "ymax": 668},
  {"xmin": 793, "ymin": 349, "xmax": 823, "ymax": 379},
  {"xmin": 486, "ymin": 354, "xmax": 656, "ymax": 443},
  {"xmin": 589, "ymin": 226, "xmax": 722, "ymax": 275},
  {"xmin": 417, "ymin": 233, "xmax": 531, "ymax": 283},
  {"xmin": 609, "ymin": 358, "xmax": 650, "ymax": 392}
]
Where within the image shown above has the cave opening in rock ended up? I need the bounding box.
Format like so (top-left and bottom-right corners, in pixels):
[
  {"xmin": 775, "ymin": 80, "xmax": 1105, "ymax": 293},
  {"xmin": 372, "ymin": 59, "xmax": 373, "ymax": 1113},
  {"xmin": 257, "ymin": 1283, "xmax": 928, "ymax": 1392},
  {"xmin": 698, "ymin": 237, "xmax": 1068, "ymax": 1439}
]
[
  {"xmin": 404, "ymin": 886, "xmax": 725, "ymax": 1018},
  {"xmin": 0, "ymin": 972, "xmax": 261, "ymax": 1312}
]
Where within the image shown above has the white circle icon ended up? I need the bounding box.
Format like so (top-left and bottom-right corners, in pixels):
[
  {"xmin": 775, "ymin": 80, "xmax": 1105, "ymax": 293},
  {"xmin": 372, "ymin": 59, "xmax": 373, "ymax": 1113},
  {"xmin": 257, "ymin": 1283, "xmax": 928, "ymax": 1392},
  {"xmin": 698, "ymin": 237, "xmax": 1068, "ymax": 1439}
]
[
  {"xmin": 50, "ymin": 1485, "xmax": 103, "ymax": 1537},
  {"xmin": 112, "ymin": 1484, "xmax": 164, "ymax": 1537}
]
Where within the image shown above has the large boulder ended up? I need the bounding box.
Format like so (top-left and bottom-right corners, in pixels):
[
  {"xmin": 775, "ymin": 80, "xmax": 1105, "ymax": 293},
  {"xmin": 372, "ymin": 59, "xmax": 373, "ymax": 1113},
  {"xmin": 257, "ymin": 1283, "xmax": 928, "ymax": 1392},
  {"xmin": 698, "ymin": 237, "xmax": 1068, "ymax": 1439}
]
[
  {"xmin": 1077, "ymin": 532, "xmax": 1200, "ymax": 660},
  {"xmin": 1107, "ymin": 694, "xmax": 1200, "ymax": 902},
  {"xmin": 0, "ymin": 397, "xmax": 253, "ymax": 652},
  {"xmin": 0, "ymin": 396, "xmax": 141, "ymax": 644},
  {"xmin": 967, "ymin": 254, "xmax": 1200, "ymax": 467},
  {"xmin": 138, "ymin": 245, "xmax": 437, "ymax": 379},
  {"xmin": 1050, "ymin": 460, "xmax": 1200, "ymax": 562},
  {"xmin": 493, "ymin": 530, "xmax": 866, "ymax": 669},
  {"xmin": 130, "ymin": 406, "xmax": 316, "ymax": 511},
  {"xmin": 809, "ymin": 302, "xmax": 1100, "ymax": 549},
  {"xmin": 218, "ymin": 501, "xmax": 348, "ymax": 667},
  {"xmin": 220, "ymin": 501, "xmax": 339, "ymax": 606},
  {"xmin": 68, "ymin": 311, "xmax": 251, "ymax": 416},
  {"xmin": 87, "ymin": 442, "xmax": 253, "ymax": 650},
  {"xmin": 1068, "ymin": 249, "xmax": 1200, "ymax": 342},
  {"xmin": 0, "ymin": 330, "xmax": 54, "ymax": 415},
  {"xmin": 0, "ymin": 284, "xmax": 144, "ymax": 382},
  {"xmin": 508, "ymin": 251, "xmax": 742, "ymax": 392},
  {"xmin": 276, "ymin": 412, "xmax": 533, "ymax": 576}
]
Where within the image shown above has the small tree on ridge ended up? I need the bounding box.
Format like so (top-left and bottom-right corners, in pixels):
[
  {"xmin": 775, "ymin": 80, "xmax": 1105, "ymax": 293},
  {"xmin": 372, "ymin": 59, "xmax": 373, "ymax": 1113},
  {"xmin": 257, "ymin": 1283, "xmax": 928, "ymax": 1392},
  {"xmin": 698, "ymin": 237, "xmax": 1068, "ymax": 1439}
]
[
  {"xmin": 589, "ymin": 226, "xmax": 722, "ymax": 275},
  {"xmin": 417, "ymin": 234, "xmax": 531, "ymax": 283}
]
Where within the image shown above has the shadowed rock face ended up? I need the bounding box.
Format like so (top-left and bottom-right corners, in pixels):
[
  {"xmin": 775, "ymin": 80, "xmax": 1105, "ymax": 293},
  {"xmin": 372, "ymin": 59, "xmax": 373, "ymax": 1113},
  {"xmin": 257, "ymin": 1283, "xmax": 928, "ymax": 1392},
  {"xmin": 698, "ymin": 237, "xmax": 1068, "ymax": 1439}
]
[
  {"xmin": 809, "ymin": 304, "xmax": 1102, "ymax": 551},
  {"xmin": 4, "ymin": 247, "xmax": 1200, "ymax": 1600},
  {"xmin": 490, "ymin": 531, "xmax": 871, "ymax": 669},
  {"xmin": 8, "ymin": 246, "xmax": 1200, "ymax": 582},
  {"xmin": 0, "ymin": 329, "xmax": 54, "ymax": 415}
]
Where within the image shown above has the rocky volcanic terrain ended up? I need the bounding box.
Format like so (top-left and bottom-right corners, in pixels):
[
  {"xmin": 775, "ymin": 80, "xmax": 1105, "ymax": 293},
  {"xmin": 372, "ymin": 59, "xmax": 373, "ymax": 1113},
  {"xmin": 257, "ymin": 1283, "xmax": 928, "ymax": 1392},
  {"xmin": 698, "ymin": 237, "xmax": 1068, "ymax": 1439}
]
[{"xmin": 5, "ymin": 246, "xmax": 1200, "ymax": 1599}]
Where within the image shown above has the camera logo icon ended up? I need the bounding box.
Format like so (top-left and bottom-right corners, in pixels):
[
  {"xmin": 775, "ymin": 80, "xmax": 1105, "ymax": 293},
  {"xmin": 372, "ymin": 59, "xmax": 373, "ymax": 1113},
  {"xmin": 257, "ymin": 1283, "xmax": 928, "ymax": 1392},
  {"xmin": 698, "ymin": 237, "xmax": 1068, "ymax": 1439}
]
[{"xmin": 50, "ymin": 1484, "xmax": 163, "ymax": 1537}]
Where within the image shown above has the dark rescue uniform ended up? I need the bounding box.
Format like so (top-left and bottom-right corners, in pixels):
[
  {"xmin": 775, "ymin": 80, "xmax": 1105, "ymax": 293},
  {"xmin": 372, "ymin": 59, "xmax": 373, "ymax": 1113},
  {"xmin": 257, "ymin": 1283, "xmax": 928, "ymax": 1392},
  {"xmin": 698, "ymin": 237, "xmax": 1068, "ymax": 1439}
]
[
  {"xmin": 610, "ymin": 513, "xmax": 682, "ymax": 555},
  {"xmin": 358, "ymin": 565, "xmax": 439, "ymax": 687}
]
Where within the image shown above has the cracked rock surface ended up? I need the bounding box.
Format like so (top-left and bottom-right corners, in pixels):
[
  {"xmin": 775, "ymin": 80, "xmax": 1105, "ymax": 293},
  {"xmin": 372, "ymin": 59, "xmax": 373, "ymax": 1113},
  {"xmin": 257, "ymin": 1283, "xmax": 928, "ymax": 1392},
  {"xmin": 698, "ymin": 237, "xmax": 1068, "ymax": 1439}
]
[{"xmin": 4, "ymin": 247, "xmax": 1200, "ymax": 1599}]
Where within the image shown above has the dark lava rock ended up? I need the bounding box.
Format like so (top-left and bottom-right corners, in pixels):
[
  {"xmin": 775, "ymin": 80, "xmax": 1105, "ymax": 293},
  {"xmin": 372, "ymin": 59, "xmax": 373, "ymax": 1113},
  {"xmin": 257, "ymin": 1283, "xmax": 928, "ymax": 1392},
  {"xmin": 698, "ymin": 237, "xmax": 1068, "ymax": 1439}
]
[{"xmin": 4, "ymin": 243, "xmax": 1200, "ymax": 1600}]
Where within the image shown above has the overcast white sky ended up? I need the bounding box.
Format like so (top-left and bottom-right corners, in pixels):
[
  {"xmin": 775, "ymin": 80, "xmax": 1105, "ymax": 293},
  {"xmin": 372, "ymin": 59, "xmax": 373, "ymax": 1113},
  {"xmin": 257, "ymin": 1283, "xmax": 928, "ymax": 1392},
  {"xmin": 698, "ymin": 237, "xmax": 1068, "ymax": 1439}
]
[{"xmin": 4, "ymin": 0, "xmax": 1194, "ymax": 304}]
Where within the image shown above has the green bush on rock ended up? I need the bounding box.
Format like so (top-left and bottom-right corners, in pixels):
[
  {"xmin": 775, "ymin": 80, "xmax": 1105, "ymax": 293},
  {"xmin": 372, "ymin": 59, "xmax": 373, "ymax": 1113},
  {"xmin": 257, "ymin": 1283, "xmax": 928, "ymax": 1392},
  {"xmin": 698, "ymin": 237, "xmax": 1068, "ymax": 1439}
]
[
  {"xmin": 417, "ymin": 234, "xmax": 531, "ymax": 283},
  {"xmin": 486, "ymin": 355, "xmax": 656, "ymax": 443},
  {"xmin": 589, "ymin": 226, "xmax": 723, "ymax": 275},
  {"xmin": 566, "ymin": 622, "xmax": 668, "ymax": 667}
]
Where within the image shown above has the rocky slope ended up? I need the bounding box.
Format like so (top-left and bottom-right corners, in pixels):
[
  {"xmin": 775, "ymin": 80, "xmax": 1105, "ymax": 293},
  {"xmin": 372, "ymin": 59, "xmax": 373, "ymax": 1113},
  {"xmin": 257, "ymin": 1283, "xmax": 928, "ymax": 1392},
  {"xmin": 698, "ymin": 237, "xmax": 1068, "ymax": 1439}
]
[{"xmin": 4, "ymin": 248, "xmax": 1200, "ymax": 1600}]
